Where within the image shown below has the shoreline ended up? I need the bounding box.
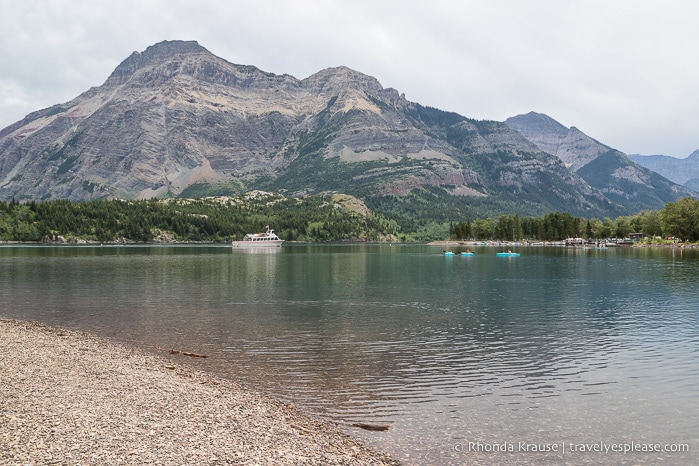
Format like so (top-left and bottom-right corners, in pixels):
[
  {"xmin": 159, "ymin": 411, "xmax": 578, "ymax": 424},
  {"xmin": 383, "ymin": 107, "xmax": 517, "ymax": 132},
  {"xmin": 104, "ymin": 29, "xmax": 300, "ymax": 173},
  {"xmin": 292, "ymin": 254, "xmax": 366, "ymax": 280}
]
[
  {"xmin": 0, "ymin": 319, "xmax": 399, "ymax": 465},
  {"xmin": 429, "ymin": 239, "xmax": 699, "ymax": 248},
  {"xmin": 3, "ymin": 239, "xmax": 698, "ymax": 248}
]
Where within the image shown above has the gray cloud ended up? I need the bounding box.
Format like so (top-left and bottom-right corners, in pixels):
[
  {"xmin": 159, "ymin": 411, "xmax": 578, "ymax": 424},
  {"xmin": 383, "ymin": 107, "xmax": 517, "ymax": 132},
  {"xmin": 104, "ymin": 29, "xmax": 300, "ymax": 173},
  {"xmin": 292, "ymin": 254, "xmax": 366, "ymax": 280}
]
[{"xmin": 1, "ymin": 0, "xmax": 697, "ymax": 157}]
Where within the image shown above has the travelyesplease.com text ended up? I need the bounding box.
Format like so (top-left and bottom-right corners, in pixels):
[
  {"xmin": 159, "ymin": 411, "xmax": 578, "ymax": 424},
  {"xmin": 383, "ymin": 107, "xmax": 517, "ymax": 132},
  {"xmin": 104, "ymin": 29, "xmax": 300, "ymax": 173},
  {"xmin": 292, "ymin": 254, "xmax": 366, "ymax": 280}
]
[{"xmin": 455, "ymin": 440, "xmax": 689, "ymax": 455}]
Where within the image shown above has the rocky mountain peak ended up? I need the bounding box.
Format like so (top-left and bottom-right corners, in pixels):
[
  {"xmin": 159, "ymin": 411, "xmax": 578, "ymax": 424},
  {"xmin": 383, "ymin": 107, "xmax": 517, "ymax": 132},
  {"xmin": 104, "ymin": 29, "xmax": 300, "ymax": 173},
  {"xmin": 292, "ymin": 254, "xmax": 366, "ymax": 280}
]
[
  {"xmin": 106, "ymin": 40, "xmax": 210, "ymax": 85},
  {"xmin": 505, "ymin": 112, "xmax": 573, "ymax": 159},
  {"xmin": 302, "ymin": 66, "xmax": 384, "ymax": 95},
  {"xmin": 505, "ymin": 111, "xmax": 568, "ymax": 137},
  {"xmin": 138, "ymin": 40, "xmax": 208, "ymax": 62},
  {"xmin": 102, "ymin": 40, "xmax": 299, "ymax": 96}
]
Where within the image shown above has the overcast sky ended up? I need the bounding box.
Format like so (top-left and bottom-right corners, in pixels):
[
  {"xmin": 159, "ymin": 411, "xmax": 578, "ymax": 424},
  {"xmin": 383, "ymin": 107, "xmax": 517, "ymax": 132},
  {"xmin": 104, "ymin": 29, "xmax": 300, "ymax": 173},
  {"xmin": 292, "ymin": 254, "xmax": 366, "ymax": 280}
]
[{"xmin": 1, "ymin": 0, "xmax": 697, "ymax": 158}]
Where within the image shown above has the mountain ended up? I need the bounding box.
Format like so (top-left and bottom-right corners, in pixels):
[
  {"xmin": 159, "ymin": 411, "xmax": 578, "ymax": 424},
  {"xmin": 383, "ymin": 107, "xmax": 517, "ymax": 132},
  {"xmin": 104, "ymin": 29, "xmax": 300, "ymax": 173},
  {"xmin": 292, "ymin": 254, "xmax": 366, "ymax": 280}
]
[
  {"xmin": 0, "ymin": 40, "xmax": 652, "ymax": 219},
  {"xmin": 505, "ymin": 112, "xmax": 696, "ymax": 212},
  {"xmin": 629, "ymin": 151, "xmax": 699, "ymax": 192}
]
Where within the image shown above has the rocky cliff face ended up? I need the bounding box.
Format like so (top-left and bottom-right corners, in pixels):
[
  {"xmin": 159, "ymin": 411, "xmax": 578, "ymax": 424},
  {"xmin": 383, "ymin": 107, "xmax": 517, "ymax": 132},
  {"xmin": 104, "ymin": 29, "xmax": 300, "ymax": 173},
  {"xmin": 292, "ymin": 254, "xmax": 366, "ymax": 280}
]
[
  {"xmin": 0, "ymin": 41, "xmax": 314, "ymax": 200},
  {"xmin": 505, "ymin": 112, "xmax": 696, "ymax": 211},
  {"xmin": 0, "ymin": 40, "xmax": 679, "ymax": 217}
]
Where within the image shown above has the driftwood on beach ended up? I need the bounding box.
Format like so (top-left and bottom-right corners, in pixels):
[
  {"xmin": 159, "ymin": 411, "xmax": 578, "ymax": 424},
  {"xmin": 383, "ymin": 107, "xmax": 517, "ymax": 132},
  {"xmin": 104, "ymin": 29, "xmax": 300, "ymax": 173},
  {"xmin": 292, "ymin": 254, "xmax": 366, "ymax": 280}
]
[
  {"xmin": 352, "ymin": 422, "xmax": 392, "ymax": 432},
  {"xmin": 169, "ymin": 348, "xmax": 209, "ymax": 358}
]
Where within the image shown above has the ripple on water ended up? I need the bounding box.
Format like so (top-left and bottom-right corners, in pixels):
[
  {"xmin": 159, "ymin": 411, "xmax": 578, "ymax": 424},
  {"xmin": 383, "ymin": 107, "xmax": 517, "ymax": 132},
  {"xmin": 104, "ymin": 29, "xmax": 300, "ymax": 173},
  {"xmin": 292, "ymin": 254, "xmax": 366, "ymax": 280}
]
[{"xmin": 2, "ymin": 245, "xmax": 698, "ymax": 466}]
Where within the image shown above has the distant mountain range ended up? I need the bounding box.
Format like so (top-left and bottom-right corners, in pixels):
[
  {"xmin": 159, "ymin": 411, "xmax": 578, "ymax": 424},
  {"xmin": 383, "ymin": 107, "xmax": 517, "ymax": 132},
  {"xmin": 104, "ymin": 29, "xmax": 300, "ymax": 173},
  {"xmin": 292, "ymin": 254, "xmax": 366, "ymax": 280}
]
[
  {"xmin": 629, "ymin": 151, "xmax": 699, "ymax": 193},
  {"xmin": 505, "ymin": 112, "xmax": 696, "ymax": 213},
  {"xmin": 0, "ymin": 40, "xmax": 694, "ymax": 220}
]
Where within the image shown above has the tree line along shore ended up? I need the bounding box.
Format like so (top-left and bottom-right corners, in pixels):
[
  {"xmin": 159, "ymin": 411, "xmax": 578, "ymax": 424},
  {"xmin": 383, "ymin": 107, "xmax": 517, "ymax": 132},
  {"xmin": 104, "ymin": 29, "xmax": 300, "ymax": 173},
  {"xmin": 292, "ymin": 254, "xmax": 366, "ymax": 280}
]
[{"xmin": 1, "ymin": 195, "xmax": 698, "ymax": 244}]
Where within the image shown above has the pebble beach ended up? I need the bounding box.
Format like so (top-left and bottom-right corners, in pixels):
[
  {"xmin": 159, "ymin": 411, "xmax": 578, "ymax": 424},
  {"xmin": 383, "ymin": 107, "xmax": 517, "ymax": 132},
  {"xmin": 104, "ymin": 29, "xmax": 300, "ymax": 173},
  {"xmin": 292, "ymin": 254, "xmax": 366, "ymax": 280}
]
[{"xmin": 0, "ymin": 319, "xmax": 399, "ymax": 465}]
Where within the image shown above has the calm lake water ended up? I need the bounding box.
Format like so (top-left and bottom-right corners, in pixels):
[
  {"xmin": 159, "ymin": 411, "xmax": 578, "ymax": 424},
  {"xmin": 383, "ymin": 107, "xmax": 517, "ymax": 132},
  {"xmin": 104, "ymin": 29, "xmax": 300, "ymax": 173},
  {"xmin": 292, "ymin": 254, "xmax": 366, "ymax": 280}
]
[{"xmin": 1, "ymin": 244, "xmax": 697, "ymax": 465}]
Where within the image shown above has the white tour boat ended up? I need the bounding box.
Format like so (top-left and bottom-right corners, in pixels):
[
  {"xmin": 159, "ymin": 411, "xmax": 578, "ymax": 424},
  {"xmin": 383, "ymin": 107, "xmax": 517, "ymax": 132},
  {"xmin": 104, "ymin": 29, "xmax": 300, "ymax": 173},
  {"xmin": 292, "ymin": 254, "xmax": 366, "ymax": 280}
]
[{"xmin": 232, "ymin": 226, "xmax": 284, "ymax": 248}]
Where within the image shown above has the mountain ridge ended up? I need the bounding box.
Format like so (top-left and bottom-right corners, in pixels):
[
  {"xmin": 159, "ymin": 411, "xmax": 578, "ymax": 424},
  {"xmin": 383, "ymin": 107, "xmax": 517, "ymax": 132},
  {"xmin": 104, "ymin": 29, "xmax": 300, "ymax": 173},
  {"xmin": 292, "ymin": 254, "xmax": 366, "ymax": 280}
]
[
  {"xmin": 505, "ymin": 112, "xmax": 696, "ymax": 211},
  {"xmin": 630, "ymin": 150, "xmax": 699, "ymax": 192},
  {"xmin": 0, "ymin": 40, "xmax": 690, "ymax": 220}
]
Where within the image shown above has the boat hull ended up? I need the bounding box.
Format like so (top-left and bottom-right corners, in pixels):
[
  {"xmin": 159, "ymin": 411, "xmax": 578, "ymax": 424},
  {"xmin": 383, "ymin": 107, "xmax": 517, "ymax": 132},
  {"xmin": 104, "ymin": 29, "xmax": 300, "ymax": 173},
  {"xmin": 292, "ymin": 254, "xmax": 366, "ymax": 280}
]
[{"xmin": 231, "ymin": 240, "xmax": 284, "ymax": 248}]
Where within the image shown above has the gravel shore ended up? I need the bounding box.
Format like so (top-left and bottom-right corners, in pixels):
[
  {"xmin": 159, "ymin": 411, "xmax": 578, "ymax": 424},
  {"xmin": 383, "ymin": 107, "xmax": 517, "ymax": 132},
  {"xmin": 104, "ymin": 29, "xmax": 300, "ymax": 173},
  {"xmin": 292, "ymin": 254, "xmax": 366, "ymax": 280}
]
[{"xmin": 0, "ymin": 319, "xmax": 399, "ymax": 465}]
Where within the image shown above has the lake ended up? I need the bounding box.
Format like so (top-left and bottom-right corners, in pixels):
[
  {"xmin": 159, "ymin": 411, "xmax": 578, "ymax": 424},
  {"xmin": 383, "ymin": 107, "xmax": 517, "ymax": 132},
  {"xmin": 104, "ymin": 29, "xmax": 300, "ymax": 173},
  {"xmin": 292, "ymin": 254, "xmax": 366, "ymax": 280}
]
[{"xmin": 1, "ymin": 243, "xmax": 697, "ymax": 465}]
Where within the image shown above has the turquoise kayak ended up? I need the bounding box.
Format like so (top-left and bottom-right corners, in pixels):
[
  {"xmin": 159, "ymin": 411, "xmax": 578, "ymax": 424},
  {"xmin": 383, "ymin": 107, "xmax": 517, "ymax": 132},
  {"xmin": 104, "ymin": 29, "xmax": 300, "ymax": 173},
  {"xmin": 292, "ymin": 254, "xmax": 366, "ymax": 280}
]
[
  {"xmin": 496, "ymin": 252, "xmax": 520, "ymax": 257},
  {"xmin": 444, "ymin": 251, "xmax": 474, "ymax": 256}
]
